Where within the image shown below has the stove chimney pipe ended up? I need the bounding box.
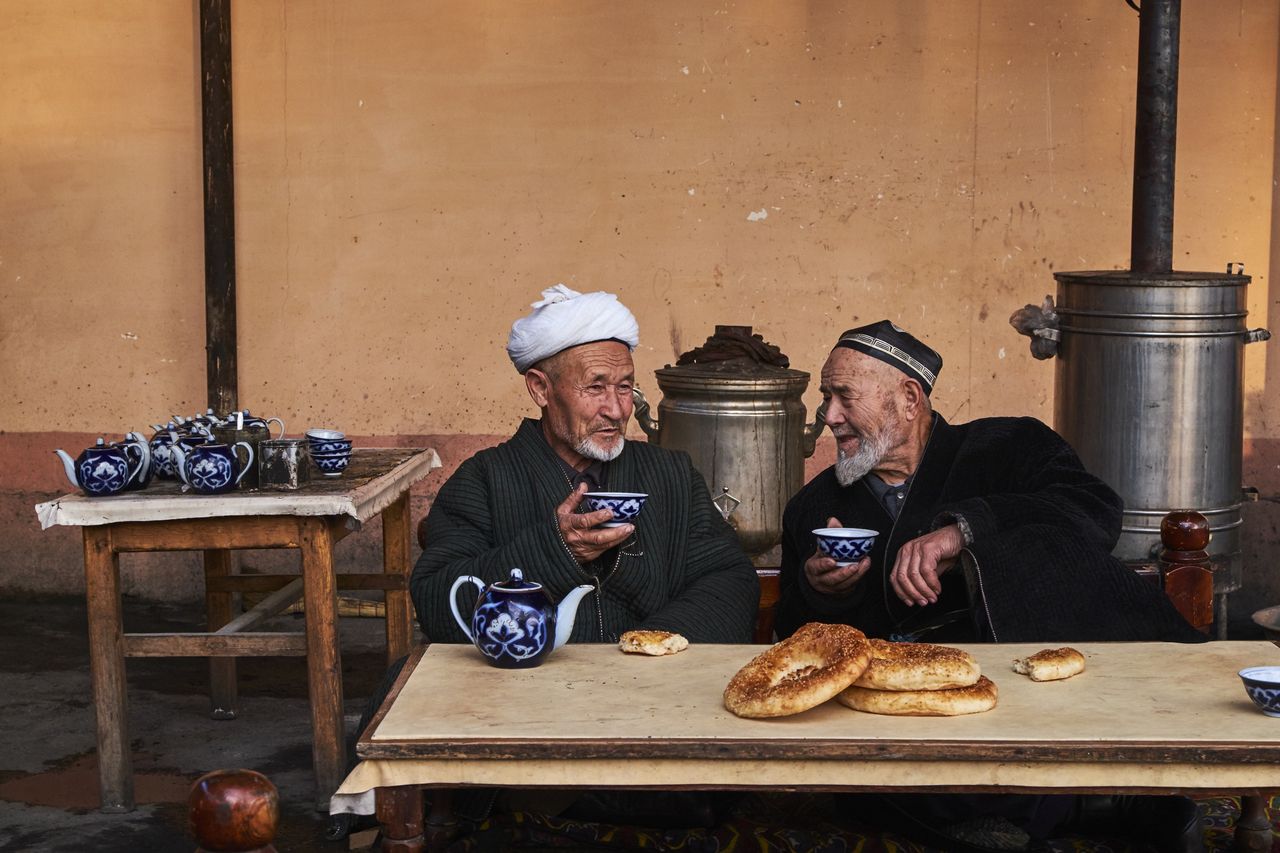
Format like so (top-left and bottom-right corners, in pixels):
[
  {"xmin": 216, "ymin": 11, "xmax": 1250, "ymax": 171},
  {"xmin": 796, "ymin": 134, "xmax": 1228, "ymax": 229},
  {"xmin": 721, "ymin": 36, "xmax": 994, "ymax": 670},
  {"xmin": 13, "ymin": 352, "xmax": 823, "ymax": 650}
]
[{"xmin": 1130, "ymin": 0, "xmax": 1181, "ymax": 274}]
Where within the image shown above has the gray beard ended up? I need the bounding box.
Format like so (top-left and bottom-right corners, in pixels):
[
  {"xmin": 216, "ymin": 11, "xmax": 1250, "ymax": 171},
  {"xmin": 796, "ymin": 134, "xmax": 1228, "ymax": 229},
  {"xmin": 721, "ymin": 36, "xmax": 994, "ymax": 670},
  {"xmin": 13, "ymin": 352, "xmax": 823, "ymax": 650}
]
[
  {"xmin": 834, "ymin": 430, "xmax": 891, "ymax": 487},
  {"xmin": 576, "ymin": 434, "xmax": 625, "ymax": 462}
]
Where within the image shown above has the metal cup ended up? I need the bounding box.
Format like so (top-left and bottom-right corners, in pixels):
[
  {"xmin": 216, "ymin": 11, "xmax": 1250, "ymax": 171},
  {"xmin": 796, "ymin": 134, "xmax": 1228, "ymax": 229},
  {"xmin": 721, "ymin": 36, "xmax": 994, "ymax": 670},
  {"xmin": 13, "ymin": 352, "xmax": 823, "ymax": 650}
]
[{"xmin": 258, "ymin": 439, "xmax": 310, "ymax": 490}]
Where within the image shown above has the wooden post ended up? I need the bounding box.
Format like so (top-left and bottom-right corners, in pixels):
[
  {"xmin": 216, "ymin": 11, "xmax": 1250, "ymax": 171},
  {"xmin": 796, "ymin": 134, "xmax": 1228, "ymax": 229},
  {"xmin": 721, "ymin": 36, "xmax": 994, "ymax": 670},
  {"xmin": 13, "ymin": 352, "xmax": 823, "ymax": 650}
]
[
  {"xmin": 83, "ymin": 527, "xmax": 133, "ymax": 811},
  {"xmin": 200, "ymin": 0, "xmax": 237, "ymax": 414}
]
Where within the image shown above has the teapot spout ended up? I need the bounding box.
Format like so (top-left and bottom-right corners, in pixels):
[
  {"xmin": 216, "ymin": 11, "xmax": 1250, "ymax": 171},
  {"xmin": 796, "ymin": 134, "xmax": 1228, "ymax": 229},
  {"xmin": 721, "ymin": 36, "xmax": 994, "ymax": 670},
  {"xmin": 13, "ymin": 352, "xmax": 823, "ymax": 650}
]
[
  {"xmin": 553, "ymin": 584, "xmax": 596, "ymax": 651},
  {"xmin": 53, "ymin": 449, "xmax": 78, "ymax": 489}
]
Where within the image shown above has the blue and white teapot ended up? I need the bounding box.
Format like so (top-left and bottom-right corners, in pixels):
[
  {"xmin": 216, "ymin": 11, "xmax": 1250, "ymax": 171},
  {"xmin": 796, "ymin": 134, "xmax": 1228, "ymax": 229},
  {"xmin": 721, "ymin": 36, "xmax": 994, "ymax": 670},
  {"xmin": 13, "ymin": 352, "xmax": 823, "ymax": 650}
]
[
  {"xmin": 170, "ymin": 439, "xmax": 254, "ymax": 495},
  {"xmin": 54, "ymin": 435, "xmax": 148, "ymax": 497},
  {"xmin": 449, "ymin": 568, "xmax": 594, "ymax": 669}
]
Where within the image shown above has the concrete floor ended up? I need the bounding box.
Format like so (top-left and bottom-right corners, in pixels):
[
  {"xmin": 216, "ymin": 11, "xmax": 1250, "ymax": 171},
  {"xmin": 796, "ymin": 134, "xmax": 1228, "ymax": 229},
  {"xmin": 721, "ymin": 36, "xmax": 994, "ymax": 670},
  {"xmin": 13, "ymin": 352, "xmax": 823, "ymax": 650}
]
[{"xmin": 0, "ymin": 595, "xmax": 390, "ymax": 853}]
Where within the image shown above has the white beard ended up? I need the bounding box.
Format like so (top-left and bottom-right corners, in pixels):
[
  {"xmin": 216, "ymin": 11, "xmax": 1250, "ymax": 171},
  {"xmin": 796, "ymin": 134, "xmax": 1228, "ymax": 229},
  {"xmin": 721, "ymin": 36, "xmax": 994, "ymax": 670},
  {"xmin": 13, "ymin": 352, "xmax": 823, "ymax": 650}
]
[
  {"xmin": 834, "ymin": 429, "xmax": 891, "ymax": 486},
  {"xmin": 576, "ymin": 434, "xmax": 625, "ymax": 462}
]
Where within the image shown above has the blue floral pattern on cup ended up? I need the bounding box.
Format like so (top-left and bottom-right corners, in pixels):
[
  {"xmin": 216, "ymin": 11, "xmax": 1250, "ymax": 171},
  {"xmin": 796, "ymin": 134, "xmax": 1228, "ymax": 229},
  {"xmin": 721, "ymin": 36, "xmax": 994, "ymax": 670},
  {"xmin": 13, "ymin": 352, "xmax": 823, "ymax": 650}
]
[
  {"xmin": 813, "ymin": 528, "xmax": 879, "ymax": 566},
  {"xmin": 1240, "ymin": 666, "xmax": 1280, "ymax": 717},
  {"xmin": 584, "ymin": 492, "xmax": 648, "ymax": 528},
  {"xmin": 310, "ymin": 440, "xmax": 352, "ymax": 454},
  {"xmin": 313, "ymin": 455, "xmax": 350, "ymax": 476}
]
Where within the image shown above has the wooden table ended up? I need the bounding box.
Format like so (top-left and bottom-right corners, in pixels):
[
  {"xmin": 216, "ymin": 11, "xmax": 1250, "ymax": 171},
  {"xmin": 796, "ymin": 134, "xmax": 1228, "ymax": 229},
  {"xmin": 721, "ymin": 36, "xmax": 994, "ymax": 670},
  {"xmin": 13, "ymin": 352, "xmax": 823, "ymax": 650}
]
[
  {"xmin": 340, "ymin": 641, "xmax": 1280, "ymax": 851},
  {"xmin": 35, "ymin": 447, "xmax": 440, "ymax": 812}
]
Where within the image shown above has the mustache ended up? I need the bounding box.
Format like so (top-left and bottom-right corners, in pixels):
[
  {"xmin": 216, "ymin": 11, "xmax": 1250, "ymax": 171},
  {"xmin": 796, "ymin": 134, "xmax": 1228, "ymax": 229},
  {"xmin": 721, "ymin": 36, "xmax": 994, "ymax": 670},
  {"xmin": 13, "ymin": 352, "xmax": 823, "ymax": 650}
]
[{"xmin": 590, "ymin": 417, "xmax": 626, "ymax": 432}]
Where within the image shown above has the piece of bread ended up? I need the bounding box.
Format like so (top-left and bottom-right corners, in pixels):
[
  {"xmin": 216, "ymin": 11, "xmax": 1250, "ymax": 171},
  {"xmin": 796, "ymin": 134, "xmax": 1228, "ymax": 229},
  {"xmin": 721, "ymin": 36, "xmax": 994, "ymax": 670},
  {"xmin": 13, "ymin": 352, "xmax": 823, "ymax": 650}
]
[
  {"xmin": 1012, "ymin": 647, "xmax": 1085, "ymax": 682},
  {"xmin": 838, "ymin": 675, "xmax": 999, "ymax": 716},
  {"xmin": 723, "ymin": 623, "xmax": 870, "ymax": 718},
  {"xmin": 618, "ymin": 630, "xmax": 689, "ymax": 656},
  {"xmin": 853, "ymin": 639, "xmax": 981, "ymax": 691}
]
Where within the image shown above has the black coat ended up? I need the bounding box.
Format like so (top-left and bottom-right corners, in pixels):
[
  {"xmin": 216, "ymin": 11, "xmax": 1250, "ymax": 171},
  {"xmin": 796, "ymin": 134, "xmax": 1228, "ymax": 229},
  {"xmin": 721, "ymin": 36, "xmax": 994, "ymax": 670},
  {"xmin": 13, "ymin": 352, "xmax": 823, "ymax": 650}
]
[{"xmin": 777, "ymin": 415, "xmax": 1204, "ymax": 644}]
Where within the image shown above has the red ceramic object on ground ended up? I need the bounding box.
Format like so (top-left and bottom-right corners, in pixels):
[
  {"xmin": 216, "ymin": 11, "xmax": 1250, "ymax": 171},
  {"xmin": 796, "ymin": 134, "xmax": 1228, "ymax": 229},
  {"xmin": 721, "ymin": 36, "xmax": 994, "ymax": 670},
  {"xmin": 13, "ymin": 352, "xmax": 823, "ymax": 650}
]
[{"xmin": 189, "ymin": 768, "xmax": 279, "ymax": 853}]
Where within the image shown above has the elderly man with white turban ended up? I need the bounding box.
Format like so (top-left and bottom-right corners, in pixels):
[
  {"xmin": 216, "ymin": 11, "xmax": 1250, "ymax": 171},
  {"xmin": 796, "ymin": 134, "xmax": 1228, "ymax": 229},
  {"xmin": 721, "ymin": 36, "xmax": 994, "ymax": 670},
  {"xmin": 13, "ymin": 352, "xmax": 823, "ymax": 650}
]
[{"xmin": 410, "ymin": 285, "xmax": 759, "ymax": 646}]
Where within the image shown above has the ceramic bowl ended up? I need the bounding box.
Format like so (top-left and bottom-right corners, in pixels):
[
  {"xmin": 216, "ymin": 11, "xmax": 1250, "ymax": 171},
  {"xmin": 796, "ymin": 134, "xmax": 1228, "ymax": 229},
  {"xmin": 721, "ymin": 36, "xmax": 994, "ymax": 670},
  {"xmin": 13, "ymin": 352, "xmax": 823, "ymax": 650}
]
[
  {"xmin": 812, "ymin": 527, "xmax": 879, "ymax": 566},
  {"xmin": 1239, "ymin": 666, "xmax": 1280, "ymax": 717},
  {"xmin": 308, "ymin": 439, "xmax": 353, "ymax": 454},
  {"xmin": 584, "ymin": 492, "xmax": 648, "ymax": 528},
  {"xmin": 305, "ymin": 428, "xmax": 345, "ymax": 442},
  {"xmin": 312, "ymin": 454, "xmax": 350, "ymax": 477}
]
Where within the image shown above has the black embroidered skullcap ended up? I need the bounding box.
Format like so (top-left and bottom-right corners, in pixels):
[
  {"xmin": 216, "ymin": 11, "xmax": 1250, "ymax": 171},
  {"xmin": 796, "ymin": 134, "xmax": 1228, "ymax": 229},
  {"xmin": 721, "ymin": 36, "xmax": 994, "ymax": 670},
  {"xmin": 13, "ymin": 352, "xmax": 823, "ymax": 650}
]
[{"xmin": 834, "ymin": 320, "xmax": 943, "ymax": 395}]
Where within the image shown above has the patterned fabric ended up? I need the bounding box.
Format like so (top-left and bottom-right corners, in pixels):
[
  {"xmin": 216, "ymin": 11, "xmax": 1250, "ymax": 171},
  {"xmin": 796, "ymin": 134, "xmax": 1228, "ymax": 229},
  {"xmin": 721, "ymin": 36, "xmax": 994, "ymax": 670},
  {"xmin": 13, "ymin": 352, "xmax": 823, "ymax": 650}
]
[{"xmin": 440, "ymin": 794, "xmax": 1280, "ymax": 853}]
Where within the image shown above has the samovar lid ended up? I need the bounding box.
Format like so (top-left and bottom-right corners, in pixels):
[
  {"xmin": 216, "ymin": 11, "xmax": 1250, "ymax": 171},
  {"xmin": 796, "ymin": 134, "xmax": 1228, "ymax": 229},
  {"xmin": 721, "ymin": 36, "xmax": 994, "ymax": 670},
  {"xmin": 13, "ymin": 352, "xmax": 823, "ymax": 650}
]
[{"xmin": 653, "ymin": 325, "xmax": 809, "ymax": 388}]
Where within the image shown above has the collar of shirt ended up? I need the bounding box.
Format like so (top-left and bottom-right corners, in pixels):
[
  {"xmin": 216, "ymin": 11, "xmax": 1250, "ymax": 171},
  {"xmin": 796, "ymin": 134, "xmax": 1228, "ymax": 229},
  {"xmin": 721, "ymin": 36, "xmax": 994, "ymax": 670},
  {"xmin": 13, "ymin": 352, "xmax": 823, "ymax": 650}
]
[{"xmin": 865, "ymin": 472, "xmax": 912, "ymax": 520}]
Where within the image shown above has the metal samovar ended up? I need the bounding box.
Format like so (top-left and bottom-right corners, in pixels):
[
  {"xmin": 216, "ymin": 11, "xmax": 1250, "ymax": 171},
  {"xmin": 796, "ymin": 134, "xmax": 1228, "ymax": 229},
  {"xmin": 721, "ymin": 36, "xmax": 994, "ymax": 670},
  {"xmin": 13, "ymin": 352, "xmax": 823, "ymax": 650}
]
[
  {"xmin": 1010, "ymin": 0, "xmax": 1270, "ymax": 635},
  {"xmin": 632, "ymin": 326, "xmax": 825, "ymax": 559}
]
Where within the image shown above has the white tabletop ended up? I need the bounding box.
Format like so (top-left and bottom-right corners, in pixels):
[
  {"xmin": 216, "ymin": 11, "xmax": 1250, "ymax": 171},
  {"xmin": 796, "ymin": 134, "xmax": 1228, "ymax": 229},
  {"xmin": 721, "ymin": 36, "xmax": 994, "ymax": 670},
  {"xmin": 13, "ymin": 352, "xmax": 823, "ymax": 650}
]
[
  {"xmin": 332, "ymin": 640, "xmax": 1280, "ymax": 811},
  {"xmin": 35, "ymin": 447, "xmax": 440, "ymax": 529}
]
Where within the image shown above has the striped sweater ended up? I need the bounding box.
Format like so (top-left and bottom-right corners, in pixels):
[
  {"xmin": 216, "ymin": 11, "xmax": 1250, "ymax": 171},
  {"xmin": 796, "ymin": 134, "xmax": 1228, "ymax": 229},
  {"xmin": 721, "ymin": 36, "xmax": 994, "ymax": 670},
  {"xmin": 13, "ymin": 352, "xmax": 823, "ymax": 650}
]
[{"xmin": 411, "ymin": 418, "xmax": 759, "ymax": 644}]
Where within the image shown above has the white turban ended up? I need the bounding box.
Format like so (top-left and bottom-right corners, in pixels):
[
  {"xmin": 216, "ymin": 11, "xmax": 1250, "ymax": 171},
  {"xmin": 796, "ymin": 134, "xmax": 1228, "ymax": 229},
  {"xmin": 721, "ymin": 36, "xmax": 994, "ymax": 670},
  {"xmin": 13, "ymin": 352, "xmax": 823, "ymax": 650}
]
[{"xmin": 506, "ymin": 284, "xmax": 640, "ymax": 374}]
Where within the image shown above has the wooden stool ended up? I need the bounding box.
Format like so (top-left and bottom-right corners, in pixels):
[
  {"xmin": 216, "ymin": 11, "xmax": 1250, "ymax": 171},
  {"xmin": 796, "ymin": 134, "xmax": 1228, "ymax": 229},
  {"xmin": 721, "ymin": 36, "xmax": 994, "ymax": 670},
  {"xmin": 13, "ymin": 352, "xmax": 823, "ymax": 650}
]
[{"xmin": 189, "ymin": 769, "xmax": 279, "ymax": 853}]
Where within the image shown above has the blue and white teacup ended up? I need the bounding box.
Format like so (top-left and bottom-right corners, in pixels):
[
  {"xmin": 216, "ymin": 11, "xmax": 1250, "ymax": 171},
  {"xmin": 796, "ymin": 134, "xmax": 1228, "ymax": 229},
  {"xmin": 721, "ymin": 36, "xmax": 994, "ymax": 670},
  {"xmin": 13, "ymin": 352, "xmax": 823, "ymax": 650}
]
[
  {"xmin": 311, "ymin": 453, "xmax": 350, "ymax": 477},
  {"xmin": 584, "ymin": 492, "xmax": 648, "ymax": 528},
  {"xmin": 812, "ymin": 527, "xmax": 879, "ymax": 566},
  {"xmin": 1239, "ymin": 666, "xmax": 1280, "ymax": 717}
]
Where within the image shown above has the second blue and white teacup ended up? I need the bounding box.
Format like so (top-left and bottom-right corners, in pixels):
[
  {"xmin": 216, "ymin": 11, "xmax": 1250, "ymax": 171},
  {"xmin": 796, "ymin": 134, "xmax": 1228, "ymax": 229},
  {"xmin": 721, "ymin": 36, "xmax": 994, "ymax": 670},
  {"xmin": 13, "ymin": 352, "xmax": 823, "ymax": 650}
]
[
  {"xmin": 584, "ymin": 492, "xmax": 648, "ymax": 528},
  {"xmin": 812, "ymin": 527, "xmax": 879, "ymax": 566}
]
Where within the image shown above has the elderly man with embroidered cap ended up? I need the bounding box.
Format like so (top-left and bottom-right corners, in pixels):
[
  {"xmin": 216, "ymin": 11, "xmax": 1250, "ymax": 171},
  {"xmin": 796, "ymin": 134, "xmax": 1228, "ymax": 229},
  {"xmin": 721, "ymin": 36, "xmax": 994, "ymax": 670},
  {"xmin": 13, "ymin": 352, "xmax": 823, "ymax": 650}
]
[
  {"xmin": 776, "ymin": 321, "xmax": 1206, "ymax": 853},
  {"xmin": 411, "ymin": 285, "xmax": 758, "ymax": 646},
  {"xmin": 777, "ymin": 319, "xmax": 1201, "ymax": 645}
]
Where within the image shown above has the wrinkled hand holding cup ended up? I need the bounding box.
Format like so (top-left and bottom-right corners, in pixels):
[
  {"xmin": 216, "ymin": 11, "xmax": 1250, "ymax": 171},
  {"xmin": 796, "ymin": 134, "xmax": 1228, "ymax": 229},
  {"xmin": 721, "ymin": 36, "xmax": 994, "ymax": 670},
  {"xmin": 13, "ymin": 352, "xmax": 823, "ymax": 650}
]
[
  {"xmin": 584, "ymin": 492, "xmax": 648, "ymax": 528},
  {"xmin": 813, "ymin": 527, "xmax": 879, "ymax": 566}
]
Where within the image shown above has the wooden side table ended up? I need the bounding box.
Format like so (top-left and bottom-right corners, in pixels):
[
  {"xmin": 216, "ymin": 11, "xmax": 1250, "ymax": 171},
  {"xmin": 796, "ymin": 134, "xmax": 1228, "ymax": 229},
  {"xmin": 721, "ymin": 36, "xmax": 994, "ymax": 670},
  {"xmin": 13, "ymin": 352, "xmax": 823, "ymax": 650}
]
[{"xmin": 36, "ymin": 447, "xmax": 440, "ymax": 811}]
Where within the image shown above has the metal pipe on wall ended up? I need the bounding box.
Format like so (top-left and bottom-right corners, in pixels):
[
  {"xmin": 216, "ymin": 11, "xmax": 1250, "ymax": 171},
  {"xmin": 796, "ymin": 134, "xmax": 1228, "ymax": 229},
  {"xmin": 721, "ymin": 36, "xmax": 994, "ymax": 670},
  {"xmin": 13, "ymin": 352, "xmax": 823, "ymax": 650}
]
[{"xmin": 1130, "ymin": 0, "xmax": 1181, "ymax": 274}]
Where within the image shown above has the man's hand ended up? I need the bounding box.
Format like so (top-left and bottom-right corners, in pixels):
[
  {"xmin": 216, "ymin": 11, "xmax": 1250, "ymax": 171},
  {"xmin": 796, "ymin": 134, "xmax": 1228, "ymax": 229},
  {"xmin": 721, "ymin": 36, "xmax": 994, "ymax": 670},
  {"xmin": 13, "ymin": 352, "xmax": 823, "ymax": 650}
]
[
  {"xmin": 556, "ymin": 483, "xmax": 634, "ymax": 564},
  {"xmin": 890, "ymin": 524, "xmax": 964, "ymax": 607},
  {"xmin": 804, "ymin": 516, "xmax": 871, "ymax": 595}
]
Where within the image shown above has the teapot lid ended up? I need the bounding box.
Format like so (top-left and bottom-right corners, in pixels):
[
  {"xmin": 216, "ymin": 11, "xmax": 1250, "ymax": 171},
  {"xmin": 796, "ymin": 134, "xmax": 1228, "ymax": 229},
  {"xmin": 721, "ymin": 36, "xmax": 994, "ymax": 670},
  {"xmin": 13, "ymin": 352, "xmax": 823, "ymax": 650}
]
[{"xmin": 493, "ymin": 567, "xmax": 540, "ymax": 591}]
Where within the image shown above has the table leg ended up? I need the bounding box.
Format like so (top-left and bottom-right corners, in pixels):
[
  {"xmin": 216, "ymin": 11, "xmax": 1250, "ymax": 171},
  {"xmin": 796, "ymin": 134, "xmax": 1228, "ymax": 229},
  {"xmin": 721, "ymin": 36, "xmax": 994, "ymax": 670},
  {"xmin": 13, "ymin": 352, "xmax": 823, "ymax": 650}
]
[
  {"xmin": 382, "ymin": 492, "xmax": 413, "ymax": 663},
  {"xmin": 300, "ymin": 518, "xmax": 345, "ymax": 810},
  {"xmin": 83, "ymin": 527, "xmax": 133, "ymax": 812},
  {"xmin": 425, "ymin": 789, "xmax": 458, "ymax": 852},
  {"xmin": 1233, "ymin": 794, "xmax": 1274, "ymax": 852},
  {"xmin": 376, "ymin": 785, "xmax": 425, "ymax": 853},
  {"xmin": 203, "ymin": 548, "xmax": 238, "ymax": 720}
]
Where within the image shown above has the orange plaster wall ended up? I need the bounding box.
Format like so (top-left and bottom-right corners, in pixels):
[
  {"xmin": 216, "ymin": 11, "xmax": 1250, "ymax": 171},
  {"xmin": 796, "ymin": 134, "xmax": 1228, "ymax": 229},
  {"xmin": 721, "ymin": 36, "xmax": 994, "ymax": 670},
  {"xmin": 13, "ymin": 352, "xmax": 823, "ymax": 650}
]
[{"xmin": 2, "ymin": 1, "xmax": 1278, "ymax": 599}]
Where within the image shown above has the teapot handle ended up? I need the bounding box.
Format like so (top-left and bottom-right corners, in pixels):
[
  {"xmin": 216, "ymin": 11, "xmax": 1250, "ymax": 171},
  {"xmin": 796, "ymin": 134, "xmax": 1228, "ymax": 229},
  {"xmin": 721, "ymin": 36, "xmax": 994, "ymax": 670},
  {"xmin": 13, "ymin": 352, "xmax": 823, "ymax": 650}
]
[
  {"xmin": 266, "ymin": 417, "xmax": 286, "ymax": 439},
  {"xmin": 232, "ymin": 441, "xmax": 255, "ymax": 485},
  {"xmin": 124, "ymin": 432, "xmax": 150, "ymax": 484},
  {"xmin": 449, "ymin": 576, "xmax": 485, "ymax": 642}
]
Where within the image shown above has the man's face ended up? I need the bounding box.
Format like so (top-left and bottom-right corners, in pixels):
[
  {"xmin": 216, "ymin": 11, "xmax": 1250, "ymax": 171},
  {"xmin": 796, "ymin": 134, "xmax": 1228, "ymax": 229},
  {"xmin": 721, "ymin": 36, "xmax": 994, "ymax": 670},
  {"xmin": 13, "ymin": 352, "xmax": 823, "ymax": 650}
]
[
  {"xmin": 530, "ymin": 341, "xmax": 636, "ymax": 468},
  {"xmin": 819, "ymin": 349, "xmax": 906, "ymax": 485}
]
